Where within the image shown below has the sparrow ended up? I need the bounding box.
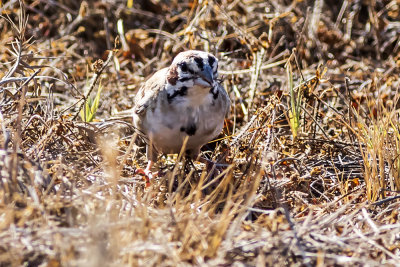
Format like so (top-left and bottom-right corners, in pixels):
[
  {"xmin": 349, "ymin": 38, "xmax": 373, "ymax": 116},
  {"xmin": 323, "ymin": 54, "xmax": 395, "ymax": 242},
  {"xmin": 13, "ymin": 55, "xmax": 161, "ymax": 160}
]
[{"xmin": 133, "ymin": 50, "xmax": 230, "ymax": 179}]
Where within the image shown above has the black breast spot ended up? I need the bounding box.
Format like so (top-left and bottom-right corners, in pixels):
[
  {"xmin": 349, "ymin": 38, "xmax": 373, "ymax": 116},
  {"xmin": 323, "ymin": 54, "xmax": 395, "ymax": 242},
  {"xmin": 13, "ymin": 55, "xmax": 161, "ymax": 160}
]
[
  {"xmin": 181, "ymin": 122, "xmax": 196, "ymax": 136},
  {"xmin": 186, "ymin": 123, "xmax": 197, "ymax": 136}
]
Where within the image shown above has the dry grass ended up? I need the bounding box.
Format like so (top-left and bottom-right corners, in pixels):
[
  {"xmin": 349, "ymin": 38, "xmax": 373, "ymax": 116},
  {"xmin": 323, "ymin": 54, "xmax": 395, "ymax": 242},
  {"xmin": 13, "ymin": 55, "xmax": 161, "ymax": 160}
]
[{"xmin": 1, "ymin": 0, "xmax": 400, "ymax": 266}]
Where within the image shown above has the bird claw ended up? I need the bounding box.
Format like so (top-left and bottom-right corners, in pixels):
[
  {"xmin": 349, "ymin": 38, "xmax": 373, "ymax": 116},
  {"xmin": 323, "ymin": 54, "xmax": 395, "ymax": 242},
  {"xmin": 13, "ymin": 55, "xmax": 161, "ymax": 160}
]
[{"xmin": 135, "ymin": 168, "xmax": 158, "ymax": 187}]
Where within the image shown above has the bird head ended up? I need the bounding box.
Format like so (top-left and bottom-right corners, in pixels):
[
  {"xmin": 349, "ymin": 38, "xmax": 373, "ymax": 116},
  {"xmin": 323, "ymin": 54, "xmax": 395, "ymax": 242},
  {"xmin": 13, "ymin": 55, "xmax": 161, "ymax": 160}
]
[{"xmin": 166, "ymin": 50, "xmax": 219, "ymax": 88}]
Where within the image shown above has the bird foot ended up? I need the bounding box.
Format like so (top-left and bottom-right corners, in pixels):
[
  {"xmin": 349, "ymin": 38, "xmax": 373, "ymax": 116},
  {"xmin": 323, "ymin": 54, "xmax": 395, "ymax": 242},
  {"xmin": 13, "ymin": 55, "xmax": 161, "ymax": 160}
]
[{"xmin": 135, "ymin": 168, "xmax": 158, "ymax": 187}]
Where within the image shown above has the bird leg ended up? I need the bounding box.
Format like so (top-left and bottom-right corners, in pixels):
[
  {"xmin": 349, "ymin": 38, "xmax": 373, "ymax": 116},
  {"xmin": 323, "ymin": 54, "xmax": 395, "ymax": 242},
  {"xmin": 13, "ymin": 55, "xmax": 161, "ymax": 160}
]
[
  {"xmin": 135, "ymin": 160, "xmax": 157, "ymax": 185},
  {"xmin": 144, "ymin": 160, "xmax": 154, "ymax": 177}
]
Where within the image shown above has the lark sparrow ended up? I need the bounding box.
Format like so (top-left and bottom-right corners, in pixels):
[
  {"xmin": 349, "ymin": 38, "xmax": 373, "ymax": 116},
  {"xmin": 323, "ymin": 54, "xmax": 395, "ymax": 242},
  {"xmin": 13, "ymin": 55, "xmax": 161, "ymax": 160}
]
[{"xmin": 133, "ymin": 50, "xmax": 230, "ymax": 178}]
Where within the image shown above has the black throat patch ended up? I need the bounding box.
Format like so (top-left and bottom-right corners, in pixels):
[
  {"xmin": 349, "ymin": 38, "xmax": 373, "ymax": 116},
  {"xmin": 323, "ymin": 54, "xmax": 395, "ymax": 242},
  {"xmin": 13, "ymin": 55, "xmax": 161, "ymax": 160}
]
[{"xmin": 167, "ymin": 86, "xmax": 188, "ymax": 103}]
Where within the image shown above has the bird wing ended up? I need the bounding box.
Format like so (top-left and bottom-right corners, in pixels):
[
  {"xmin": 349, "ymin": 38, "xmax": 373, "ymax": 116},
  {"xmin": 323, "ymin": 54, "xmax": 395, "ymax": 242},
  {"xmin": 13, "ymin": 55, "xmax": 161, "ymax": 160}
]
[
  {"xmin": 134, "ymin": 68, "xmax": 168, "ymax": 115},
  {"xmin": 133, "ymin": 68, "xmax": 169, "ymax": 161},
  {"xmin": 217, "ymin": 82, "xmax": 231, "ymax": 117}
]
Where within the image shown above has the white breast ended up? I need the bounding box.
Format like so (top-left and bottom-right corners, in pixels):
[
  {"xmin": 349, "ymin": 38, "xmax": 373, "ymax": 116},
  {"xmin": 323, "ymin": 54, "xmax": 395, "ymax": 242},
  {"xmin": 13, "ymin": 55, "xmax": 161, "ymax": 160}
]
[{"xmin": 141, "ymin": 86, "xmax": 225, "ymax": 155}]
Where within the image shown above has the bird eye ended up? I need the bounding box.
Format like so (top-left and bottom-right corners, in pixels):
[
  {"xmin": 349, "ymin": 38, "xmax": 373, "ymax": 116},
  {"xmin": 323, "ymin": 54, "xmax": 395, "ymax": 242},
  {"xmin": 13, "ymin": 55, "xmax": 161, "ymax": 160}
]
[{"xmin": 179, "ymin": 62, "xmax": 188, "ymax": 72}]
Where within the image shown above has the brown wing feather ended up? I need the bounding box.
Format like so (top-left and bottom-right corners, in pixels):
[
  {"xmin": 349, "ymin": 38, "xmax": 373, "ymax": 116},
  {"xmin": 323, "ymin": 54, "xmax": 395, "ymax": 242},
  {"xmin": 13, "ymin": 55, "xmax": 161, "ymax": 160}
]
[
  {"xmin": 133, "ymin": 68, "xmax": 169, "ymax": 162},
  {"xmin": 219, "ymin": 83, "xmax": 231, "ymax": 117},
  {"xmin": 134, "ymin": 68, "xmax": 168, "ymax": 115}
]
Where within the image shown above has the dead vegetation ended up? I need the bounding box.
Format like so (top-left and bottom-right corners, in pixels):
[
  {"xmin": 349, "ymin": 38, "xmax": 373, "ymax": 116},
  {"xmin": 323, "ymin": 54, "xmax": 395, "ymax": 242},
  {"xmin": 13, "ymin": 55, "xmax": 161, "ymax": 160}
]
[{"xmin": 1, "ymin": 0, "xmax": 400, "ymax": 266}]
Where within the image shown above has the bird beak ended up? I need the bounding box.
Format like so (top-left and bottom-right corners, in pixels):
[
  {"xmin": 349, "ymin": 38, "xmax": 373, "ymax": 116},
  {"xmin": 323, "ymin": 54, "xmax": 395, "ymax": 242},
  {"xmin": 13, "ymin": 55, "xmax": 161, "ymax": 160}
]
[{"xmin": 199, "ymin": 65, "xmax": 213, "ymax": 86}]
